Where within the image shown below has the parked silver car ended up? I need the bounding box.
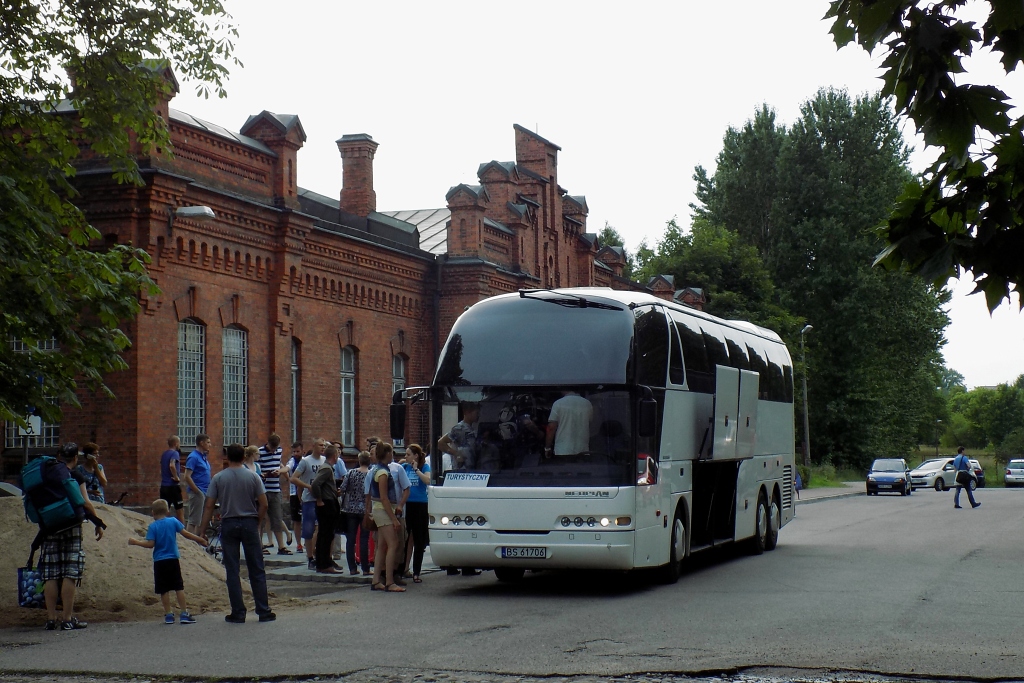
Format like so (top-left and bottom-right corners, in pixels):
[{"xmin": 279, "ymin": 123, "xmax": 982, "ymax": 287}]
[
  {"xmin": 910, "ymin": 457, "xmax": 979, "ymax": 491},
  {"xmin": 1005, "ymin": 459, "xmax": 1024, "ymax": 487}
]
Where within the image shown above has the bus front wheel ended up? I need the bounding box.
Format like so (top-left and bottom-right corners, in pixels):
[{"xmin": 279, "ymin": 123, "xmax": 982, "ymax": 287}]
[
  {"xmin": 495, "ymin": 568, "xmax": 525, "ymax": 583},
  {"xmin": 659, "ymin": 513, "xmax": 687, "ymax": 584},
  {"xmin": 750, "ymin": 491, "xmax": 768, "ymax": 555}
]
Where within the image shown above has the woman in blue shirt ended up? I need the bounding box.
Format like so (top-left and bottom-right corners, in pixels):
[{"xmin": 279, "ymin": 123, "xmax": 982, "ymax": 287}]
[{"xmin": 402, "ymin": 444, "xmax": 430, "ymax": 582}]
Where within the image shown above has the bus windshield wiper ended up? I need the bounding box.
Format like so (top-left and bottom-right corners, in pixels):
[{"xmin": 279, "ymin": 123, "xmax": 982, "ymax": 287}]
[{"xmin": 519, "ymin": 289, "xmax": 622, "ymax": 310}]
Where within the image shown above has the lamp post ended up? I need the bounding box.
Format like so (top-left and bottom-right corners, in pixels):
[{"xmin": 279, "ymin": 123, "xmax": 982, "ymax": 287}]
[
  {"xmin": 800, "ymin": 324, "xmax": 813, "ymax": 467},
  {"xmin": 935, "ymin": 419, "xmax": 942, "ymax": 458}
]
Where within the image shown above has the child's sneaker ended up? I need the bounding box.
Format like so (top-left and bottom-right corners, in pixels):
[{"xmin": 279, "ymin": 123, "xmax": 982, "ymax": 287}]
[
  {"xmin": 164, "ymin": 613, "xmax": 175, "ymax": 624},
  {"xmin": 179, "ymin": 611, "xmax": 196, "ymax": 625}
]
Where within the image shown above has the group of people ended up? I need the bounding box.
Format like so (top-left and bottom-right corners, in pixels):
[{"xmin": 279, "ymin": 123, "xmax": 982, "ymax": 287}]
[{"xmin": 283, "ymin": 435, "xmax": 431, "ymax": 593}]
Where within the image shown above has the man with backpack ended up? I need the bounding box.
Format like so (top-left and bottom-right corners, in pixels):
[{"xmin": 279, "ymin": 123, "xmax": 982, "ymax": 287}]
[{"xmin": 24, "ymin": 442, "xmax": 107, "ymax": 631}]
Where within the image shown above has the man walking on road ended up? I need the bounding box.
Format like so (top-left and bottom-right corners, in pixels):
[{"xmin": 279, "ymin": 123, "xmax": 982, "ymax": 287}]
[
  {"xmin": 183, "ymin": 434, "xmax": 212, "ymax": 535},
  {"xmin": 199, "ymin": 443, "xmax": 275, "ymax": 623},
  {"xmin": 953, "ymin": 446, "xmax": 981, "ymax": 509}
]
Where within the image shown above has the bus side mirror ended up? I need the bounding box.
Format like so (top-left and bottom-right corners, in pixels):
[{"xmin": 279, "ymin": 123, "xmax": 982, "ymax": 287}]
[
  {"xmin": 390, "ymin": 403, "xmax": 406, "ymax": 441},
  {"xmin": 638, "ymin": 398, "xmax": 658, "ymax": 438}
]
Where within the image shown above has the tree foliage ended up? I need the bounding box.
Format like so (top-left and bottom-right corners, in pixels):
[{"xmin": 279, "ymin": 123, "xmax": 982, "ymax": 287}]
[
  {"xmin": 689, "ymin": 89, "xmax": 949, "ymax": 468},
  {"xmin": 826, "ymin": 0, "xmax": 1024, "ymax": 311},
  {"xmin": 943, "ymin": 376, "xmax": 1024, "ymax": 451},
  {"xmin": 0, "ymin": 1, "xmax": 239, "ymax": 426}
]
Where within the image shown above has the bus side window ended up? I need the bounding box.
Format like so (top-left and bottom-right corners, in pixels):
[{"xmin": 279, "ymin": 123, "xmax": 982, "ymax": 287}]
[
  {"xmin": 672, "ymin": 314, "xmax": 713, "ymax": 393},
  {"xmin": 746, "ymin": 342, "xmax": 770, "ymax": 399},
  {"xmin": 726, "ymin": 338, "xmax": 749, "ymax": 371},
  {"xmin": 764, "ymin": 343, "xmax": 788, "ymax": 402},
  {"xmin": 668, "ymin": 319, "xmax": 684, "ymax": 386},
  {"xmin": 701, "ymin": 324, "xmax": 729, "ymax": 370},
  {"xmin": 783, "ymin": 362, "xmax": 794, "ymax": 403},
  {"xmin": 634, "ymin": 307, "xmax": 669, "ymax": 388}
]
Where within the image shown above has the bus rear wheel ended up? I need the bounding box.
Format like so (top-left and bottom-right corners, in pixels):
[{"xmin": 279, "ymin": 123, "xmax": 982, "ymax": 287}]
[
  {"xmin": 494, "ymin": 568, "xmax": 525, "ymax": 583},
  {"xmin": 750, "ymin": 491, "xmax": 768, "ymax": 555},
  {"xmin": 765, "ymin": 494, "xmax": 780, "ymax": 551}
]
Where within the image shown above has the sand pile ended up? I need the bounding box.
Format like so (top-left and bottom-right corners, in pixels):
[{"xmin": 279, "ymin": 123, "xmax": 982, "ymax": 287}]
[{"xmin": 0, "ymin": 496, "xmax": 250, "ymax": 627}]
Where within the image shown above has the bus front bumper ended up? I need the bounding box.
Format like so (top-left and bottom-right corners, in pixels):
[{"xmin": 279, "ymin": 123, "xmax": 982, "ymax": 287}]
[{"xmin": 428, "ymin": 529, "xmax": 635, "ymax": 570}]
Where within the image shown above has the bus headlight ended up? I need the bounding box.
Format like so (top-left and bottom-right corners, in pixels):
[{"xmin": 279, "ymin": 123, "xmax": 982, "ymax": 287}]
[
  {"xmin": 464, "ymin": 516, "xmax": 474, "ymax": 526},
  {"xmin": 440, "ymin": 516, "xmax": 450, "ymax": 525},
  {"xmin": 429, "ymin": 515, "xmax": 436, "ymax": 525},
  {"xmin": 587, "ymin": 517, "xmax": 596, "ymax": 527},
  {"xmin": 574, "ymin": 517, "xmax": 584, "ymax": 527},
  {"xmin": 561, "ymin": 517, "xmax": 571, "ymax": 527},
  {"xmin": 477, "ymin": 516, "xmax": 486, "ymax": 526},
  {"xmin": 600, "ymin": 517, "xmax": 611, "ymax": 527}
]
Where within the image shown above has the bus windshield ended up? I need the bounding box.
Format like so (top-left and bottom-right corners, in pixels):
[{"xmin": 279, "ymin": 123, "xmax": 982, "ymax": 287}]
[
  {"xmin": 434, "ymin": 294, "xmax": 633, "ymax": 386},
  {"xmin": 439, "ymin": 386, "xmax": 634, "ymax": 487}
]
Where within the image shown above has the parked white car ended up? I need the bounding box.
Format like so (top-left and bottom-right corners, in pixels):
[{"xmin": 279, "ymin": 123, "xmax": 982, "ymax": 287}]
[
  {"xmin": 1005, "ymin": 459, "xmax": 1024, "ymax": 487},
  {"xmin": 910, "ymin": 458, "xmax": 978, "ymax": 491}
]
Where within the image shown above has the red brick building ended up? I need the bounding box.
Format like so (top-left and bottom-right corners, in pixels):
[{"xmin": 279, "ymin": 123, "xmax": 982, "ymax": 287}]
[{"xmin": 2, "ymin": 78, "xmax": 650, "ymax": 500}]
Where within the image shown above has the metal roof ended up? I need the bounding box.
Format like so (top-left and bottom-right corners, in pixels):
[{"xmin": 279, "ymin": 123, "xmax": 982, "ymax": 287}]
[
  {"xmin": 379, "ymin": 208, "xmax": 450, "ymax": 255},
  {"xmin": 169, "ymin": 109, "xmax": 276, "ymax": 156}
]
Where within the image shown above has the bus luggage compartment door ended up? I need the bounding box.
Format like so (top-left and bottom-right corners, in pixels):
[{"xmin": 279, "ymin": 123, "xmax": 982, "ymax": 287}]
[
  {"xmin": 736, "ymin": 369, "xmax": 759, "ymax": 459},
  {"xmin": 711, "ymin": 365, "xmax": 739, "ymax": 460}
]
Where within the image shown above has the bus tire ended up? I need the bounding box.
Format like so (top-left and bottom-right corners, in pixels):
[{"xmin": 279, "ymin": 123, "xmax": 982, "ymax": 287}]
[
  {"xmin": 659, "ymin": 512, "xmax": 686, "ymax": 584},
  {"xmin": 494, "ymin": 568, "xmax": 525, "ymax": 583},
  {"xmin": 750, "ymin": 490, "xmax": 768, "ymax": 555},
  {"xmin": 765, "ymin": 491, "xmax": 780, "ymax": 551}
]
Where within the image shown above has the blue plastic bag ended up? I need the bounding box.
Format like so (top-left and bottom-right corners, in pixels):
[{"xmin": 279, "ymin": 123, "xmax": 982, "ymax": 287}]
[{"xmin": 18, "ymin": 566, "xmax": 46, "ymax": 609}]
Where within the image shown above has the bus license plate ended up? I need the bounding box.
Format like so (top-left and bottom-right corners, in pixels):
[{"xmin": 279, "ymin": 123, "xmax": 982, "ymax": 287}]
[{"xmin": 501, "ymin": 546, "xmax": 547, "ymax": 559}]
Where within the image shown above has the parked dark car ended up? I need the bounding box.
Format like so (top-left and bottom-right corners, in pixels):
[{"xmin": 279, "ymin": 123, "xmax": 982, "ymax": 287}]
[{"xmin": 866, "ymin": 458, "xmax": 912, "ymax": 496}]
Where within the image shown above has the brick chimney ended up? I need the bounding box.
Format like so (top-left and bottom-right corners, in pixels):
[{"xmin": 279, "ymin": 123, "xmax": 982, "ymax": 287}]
[{"xmin": 337, "ymin": 133, "xmax": 378, "ymax": 217}]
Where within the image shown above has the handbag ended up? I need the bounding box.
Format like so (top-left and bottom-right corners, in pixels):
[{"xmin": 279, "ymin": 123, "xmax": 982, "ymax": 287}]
[
  {"xmin": 362, "ymin": 514, "xmax": 377, "ymax": 532},
  {"xmin": 18, "ymin": 564, "xmax": 60, "ymax": 609}
]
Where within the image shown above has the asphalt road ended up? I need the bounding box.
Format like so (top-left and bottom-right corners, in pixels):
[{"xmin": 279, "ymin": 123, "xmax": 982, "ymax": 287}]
[{"xmin": 2, "ymin": 487, "xmax": 1023, "ymax": 681}]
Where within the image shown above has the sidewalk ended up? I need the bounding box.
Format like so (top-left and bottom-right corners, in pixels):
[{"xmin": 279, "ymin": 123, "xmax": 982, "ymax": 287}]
[{"xmin": 795, "ymin": 481, "xmax": 864, "ymax": 504}]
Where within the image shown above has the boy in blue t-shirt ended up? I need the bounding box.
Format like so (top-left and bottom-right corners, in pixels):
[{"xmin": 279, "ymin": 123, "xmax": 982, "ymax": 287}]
[{"xmin": 129, "ymin": 498, "xmax": 209, "ymax": 624}]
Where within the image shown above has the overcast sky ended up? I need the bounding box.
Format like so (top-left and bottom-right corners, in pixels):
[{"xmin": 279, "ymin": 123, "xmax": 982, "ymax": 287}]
[{"xmin": 176, "ymin": 0, "xmax": 1024, "ymax": 389}]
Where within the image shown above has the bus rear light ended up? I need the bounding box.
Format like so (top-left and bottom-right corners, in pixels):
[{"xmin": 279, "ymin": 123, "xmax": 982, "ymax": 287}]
[{"xmin": 615, "ymin": 516, "xmax": 632, "ymax": 526}]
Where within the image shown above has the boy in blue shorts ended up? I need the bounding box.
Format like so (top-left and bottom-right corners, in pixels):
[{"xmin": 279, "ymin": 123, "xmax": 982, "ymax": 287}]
[{"xmin": 129, "ymin": 498, "xmax": 208, "ymax": 624}]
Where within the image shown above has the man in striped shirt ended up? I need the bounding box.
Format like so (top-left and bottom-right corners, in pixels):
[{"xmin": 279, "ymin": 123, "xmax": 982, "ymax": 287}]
[{"xmin": 257, "ymin": 434, "xmax": 292, "ymax": 554}]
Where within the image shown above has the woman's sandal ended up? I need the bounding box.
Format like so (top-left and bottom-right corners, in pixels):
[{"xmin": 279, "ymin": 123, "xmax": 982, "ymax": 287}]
[
  {"xmin": 385, "ymin": 583, "xmax": 406, "ymax": 593},
  {"xmin": 370, "ymin": 582, "xmax": 386, "ymax": 591},
  {"xmin": 412, "ymin": 576, "xmax": 422, "ymax": 583}
]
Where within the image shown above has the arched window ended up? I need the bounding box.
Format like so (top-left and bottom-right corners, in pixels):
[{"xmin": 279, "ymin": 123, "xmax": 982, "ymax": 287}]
[
  {"xmin": 291, "ymin": 338, "xmax": 301, "ymax": 443},
  {"xmin": 392, "ymin": 354, "xmax": 407, "ymax": 446},
  {"xmin": 340, "ymin": 346, "xmax": 356, "ymax": 447},
  {"xmin": 222, "ymin": 326, "xmax": 248, "ymax": 446},
  {"xmin": 177, "ymin": 319, "xmax": 206, "ymax": 446}
]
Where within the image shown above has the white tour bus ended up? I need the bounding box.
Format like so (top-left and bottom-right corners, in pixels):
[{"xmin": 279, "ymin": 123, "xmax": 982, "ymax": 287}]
[{"xmin": 390, "ymin": 288, "xmax": 796, "ymax": 582}]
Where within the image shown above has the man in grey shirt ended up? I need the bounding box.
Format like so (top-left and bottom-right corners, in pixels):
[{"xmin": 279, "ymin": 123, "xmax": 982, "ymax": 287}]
[{"xmin": 199, "ymin": 443, "xmax": 274, "ymax": 623}]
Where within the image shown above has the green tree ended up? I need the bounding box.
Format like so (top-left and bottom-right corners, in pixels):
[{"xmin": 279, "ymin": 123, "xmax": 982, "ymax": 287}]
[
  {"xmin": 826, "ymin": 0, "xmax": 1024, "ymax": 310},
  {"xmin": 1, "ymin": 2, "xmax": 239, "ymax": 427},
  {"xmin": 636, "ymin": 217, "xmax": 800, "ymax": 335},
  {"xmin": 692, "ymin": 104, "xmax": 787, "ymax": 267},
  {"xmin": 696, "ymin": 89, "xmax": 949, "ymax": 467}
]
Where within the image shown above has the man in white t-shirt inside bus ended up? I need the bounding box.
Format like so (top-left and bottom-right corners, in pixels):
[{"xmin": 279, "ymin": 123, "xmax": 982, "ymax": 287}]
[{"xmin": 544, "ymin": 391, "xmax": 593, "ymax": 458}]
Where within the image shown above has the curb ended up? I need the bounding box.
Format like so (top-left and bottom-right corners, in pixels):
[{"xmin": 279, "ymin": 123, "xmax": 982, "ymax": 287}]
[{"xmin": 796, "ymin": 489, "xmax": 864, "ymax": 505}]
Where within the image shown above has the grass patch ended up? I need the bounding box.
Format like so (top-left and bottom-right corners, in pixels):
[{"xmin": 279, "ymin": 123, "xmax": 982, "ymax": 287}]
[{"xmin": 804, "ymin": 464, "xmax": 864, "ymax": 488}]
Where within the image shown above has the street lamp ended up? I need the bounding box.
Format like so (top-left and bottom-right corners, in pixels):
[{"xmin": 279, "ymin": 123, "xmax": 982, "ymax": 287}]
[
  {"xmin": 167, "ymin": 205, "xmax": 216, "ymax": 236},
  {"xmin": 935, "ymin": 419, "xmax": 942, "ymax": 458},
  {"xmin": 800, "ymin": 324, "xmax": 813, "ymax": 467}
]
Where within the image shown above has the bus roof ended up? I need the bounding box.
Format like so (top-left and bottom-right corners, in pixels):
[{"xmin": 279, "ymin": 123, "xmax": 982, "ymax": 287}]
[{"xmin": 483, "ymin": 288, "xmax": 786, "ymax": 345}]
